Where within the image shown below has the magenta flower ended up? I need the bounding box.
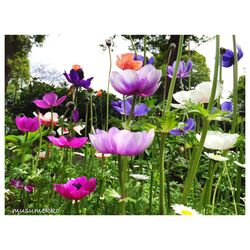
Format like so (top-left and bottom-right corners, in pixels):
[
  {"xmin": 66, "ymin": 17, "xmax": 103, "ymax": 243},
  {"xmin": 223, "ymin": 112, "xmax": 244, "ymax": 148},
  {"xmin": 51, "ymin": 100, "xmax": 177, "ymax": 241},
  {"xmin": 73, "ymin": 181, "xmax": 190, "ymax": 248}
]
[
  {"xmin": 15, "ymin": 116, "xmax": 40, "ymax": 132},
  {"xmin": 33, "ymin": 92, "xmax": 67, "ymax": 109},
  {"xmin": 89, "ymin": 127, "xmax": 155, "ymax": 156},
  {"xmin": 110, "ymin": 64, "xmax": 162, "ymax": 97},
  {"xmin": 10, "ymin": 179, "xmax": 34, "ymax": 193},
  {"xmin": 54, "ymin": 176, "xmax": 96, "ymax": 200},
  {"xmin": 47, "ymin": 136, "xmax": 88, "ymax": 148}
]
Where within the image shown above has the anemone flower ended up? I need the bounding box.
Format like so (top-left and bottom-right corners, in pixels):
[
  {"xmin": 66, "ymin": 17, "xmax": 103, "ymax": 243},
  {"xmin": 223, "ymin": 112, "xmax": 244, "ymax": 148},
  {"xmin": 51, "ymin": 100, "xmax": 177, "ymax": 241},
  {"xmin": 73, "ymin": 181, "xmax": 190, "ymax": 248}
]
[
  {"xmin": 89, "ymin": 127, "xmax": 155, "ymax": 156},
  {"xmin": 172, "ymin": 81, "xmax": 223, "ymax": 108},
  {"xmin": 169, "ymin": 118, "xmax": 195, "ymax": 136},
  {"xmin": 48, "ymin": 136, "xmax": 88, "ymax": 148},
  {"xmin": 33, "ymin": 92, "xmax": 67, "ymax": 109},
  {"xmin": 167, "ymin": 60, "xmax": 193, "ymax": 79},
  {"xmin": 34, "ymin": 112, "xmax": 59, "ymax": 126},
  {"xmin": 222, "ymin": 45, "xmax": 243, "ymax": 68},
  {"xmin": 24, "ymin": 185, "xmax": 34, "ymax": 193},
  {"xmin": 116, "ymin": 53, "xmax": 143, "ymax": 70},
  {"xmin": 72, "ymin": 109, "xmax": 79, "ymax": 123},
  {"xmin": 10, "ymin": 179, "xmax": 24, "ymax": 189},
  {"xmin": 15, "ymin": 116, "xmax": 40, "ymax": 132},
  {"xmin": 221, "ymin": 101, "xmax": 233, "ymax": 112},
  {"xmin": 54, "ymin": 176, "xmax": 96, "ymax": 200},
  {"xmin": 204, "ymin": 152, "xmax": 229, "ymax": 162},
  {"xmin": 130, "ymin": 174, "xmax": 149, "ymax": 181},
  {"xmin": 57, "ymin": 125, "xmax": 85, "ymax": 136},
  {"xmin": 111, "ymin": 98, "xmax": 150, "ymax": 117},
  {"xmin": 110, "ymin": 64, "xmax": 162, "ymax": 97},
  {"xmin": 133, "ymin": 54, "xmax": 154, "ymax": 66},
  {"xmin": 196, "ymin": 131, "xmax": 239, "ymax": 150},
  {"xmin": 63, "ymin": 64, "xmax": 94, "ymax": 89},
  {"xmin": 171, "ymin": 204, "xmax": 199, "ymax": 215}
]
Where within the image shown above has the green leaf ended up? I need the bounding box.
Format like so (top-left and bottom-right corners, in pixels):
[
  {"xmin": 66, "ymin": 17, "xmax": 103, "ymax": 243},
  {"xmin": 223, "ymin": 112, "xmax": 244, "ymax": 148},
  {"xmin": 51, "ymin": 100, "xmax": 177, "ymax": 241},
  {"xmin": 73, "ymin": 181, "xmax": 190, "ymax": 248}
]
[{"xmin": 156, "ymin": 111, "xmax": 178, "ymax": 133}]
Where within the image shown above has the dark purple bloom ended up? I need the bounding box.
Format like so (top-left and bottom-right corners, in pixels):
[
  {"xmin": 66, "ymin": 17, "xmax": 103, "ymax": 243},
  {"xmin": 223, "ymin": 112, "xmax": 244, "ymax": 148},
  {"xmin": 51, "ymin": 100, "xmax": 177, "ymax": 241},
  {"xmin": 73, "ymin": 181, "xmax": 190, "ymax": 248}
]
[
  {"xmin": 221, "ymin": 101, "xmax": 233, "ymax": 112},
  {"xmin": 54, "ymin": 176, "xmax": 96, "ymax": 200},
  {"xmin": 63, "ymin": 65, "xmax": 94, "ymax": 89},
  {"xmin": 15, "ymin": 116, "xmax": 40, "ymax": 132},
  {"xmin": 134, "ymin": 54, "xmax": 154, "ymax": 66},
  {"xmin": 169, "ymin": 118, "xmax": 195, "ymax": 136},
  {"xmin": 72, "ymin": 109, "xmax": 79, "ymax": 123},
  {"xmin": 33, "ymin": 92, "xmax": 67, "ymax": 109},
  {"xmin": 10, "ymin": 179, "xmax": 24, "ymax": 189},
  {"xmin": 167, "ymin": 60, "xmax": 193, "ymax": 79},
  {"xmin": 222, "ymin": 45, "xmax": 243, "ymax": 68},
  {"xmin": 111, "ymin": 98, "xmax": 150, "ymax": 117},
  {"xmin": 24, "ymin": 185, "xmax": 34, "ymax": 193}
]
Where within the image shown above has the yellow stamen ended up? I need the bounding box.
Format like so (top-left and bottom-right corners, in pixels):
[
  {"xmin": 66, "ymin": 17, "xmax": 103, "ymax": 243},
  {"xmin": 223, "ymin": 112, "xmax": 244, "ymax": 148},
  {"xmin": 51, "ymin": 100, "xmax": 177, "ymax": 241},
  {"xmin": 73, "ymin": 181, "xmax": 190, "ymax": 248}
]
[{"xmin": 181, "ymin": 209, "xmax": 193, "ymax": 215}]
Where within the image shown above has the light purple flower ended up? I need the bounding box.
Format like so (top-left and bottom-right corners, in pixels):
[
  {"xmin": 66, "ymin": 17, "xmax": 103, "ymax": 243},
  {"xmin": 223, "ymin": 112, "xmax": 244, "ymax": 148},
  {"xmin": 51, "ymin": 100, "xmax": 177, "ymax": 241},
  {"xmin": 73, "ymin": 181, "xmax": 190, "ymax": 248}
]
[
  {"xmin": 33, "ymin": 92, "xmax": 67, "ymax": 109},
  {"xmin": 89, "ymin": 127, "xmax": 155, "ymax": 156},
  {"xmin": 110, "ymin": 64, "xmax": 162, "ymax": 97},
  {"xmin": 221, "ymin": 101, "xmax": 233, "ymax": 112},
  {"xmin": 15, "ymin": 116, "xmax": 40, "ymax": 132},
  {"xmin": 48, "ymin": 136, "xmax": 88, "ymax": 148},
  {"xmin": 112, "ymin": 98, "xmax": 150, "ymax": 117},
  {"xmin": 54, "ymin": 176, "xmax": 96, "ymax": 200},
  {"xmin": 167, "ymin": 60, "xmax": 193, "ymax": 79},
  {"xmin": 169, "ymin": 118, "xmax": 195, "ymax": 136},
  {"xmin": 133, "ymin": 54, "xmax": 154, "ymax": 66}
]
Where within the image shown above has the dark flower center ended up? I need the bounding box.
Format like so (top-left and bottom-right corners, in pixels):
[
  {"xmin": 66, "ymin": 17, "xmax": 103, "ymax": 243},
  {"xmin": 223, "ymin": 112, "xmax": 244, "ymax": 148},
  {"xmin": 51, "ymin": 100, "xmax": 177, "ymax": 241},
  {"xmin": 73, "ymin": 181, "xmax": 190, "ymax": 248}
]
[
  {"xmin": 72, "ymin": 183, "xmax": 82, "ymax": 190},
  {"xmin": 77, "ymin": 69, "xmax": 84, "ymax": 80}
]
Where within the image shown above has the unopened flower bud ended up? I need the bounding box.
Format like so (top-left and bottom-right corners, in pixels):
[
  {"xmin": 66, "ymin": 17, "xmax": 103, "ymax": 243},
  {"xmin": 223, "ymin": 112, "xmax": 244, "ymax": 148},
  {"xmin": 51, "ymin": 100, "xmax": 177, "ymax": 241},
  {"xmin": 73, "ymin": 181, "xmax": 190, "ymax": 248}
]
[
  {"xmin": 169, "ymin": 43, "xmax": 176, "ymax": 50},
  {"xmin": 66, "ymin": 101, "xmax": 75, "ymax": 109},
  {"xmin": 220, "ymin": 47, "xmax": 226, "ymax": 55},
  {"xmin": 105, "ymin": 38, "xmax": 112, "ymax": 47},
  {"xmin": 87, "ymin": 88, "xmax": 94, "ymax": 93},
  {"xmin": 49, "ymin": 131, "xmax": 57, "ymax": 136}
]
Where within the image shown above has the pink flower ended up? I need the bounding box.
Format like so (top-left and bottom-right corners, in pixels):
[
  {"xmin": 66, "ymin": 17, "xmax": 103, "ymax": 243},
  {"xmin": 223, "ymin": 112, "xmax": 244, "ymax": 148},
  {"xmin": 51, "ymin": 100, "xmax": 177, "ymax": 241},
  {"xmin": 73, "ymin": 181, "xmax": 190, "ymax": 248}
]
[
  {"xmin": 54, "ymin": 176, "xmax": 96, "ymax": 200},
  {"xmin": 15, "ymin": 116, "xmax": 40, "ymax": 132},
  {"xmin": 33, "ymin": 92, "xmax": 67, "ymax": 109},
  {"xmin": 47, "ymin": 136, "xmax": 88, "ymax": 148}
]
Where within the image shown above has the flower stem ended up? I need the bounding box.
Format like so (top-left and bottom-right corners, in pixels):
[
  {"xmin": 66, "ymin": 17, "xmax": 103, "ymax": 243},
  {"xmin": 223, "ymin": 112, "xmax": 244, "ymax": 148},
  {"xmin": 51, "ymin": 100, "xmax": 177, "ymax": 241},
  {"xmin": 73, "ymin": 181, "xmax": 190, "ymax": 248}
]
[
  {"xmin": 126, "ymin": 94, "xmax": 136, "ymax": 129},
  {"xmin": 181, "ymin": 35, "xmax": 220, "ymax": 204},
  {"xmin": 85, "ymin": 102, "xmax": 89, "ymax": 136},
  {"xmin": 90, "ymin": 93, "xmax": 93, "ymax": 133},
  {"xmin": 159, "ymin": 133, "xmax": 167, "ymax": 215},
  {"xmin": 165, "ymin": 35, "xmax": 184, "ymax": 113},
  {"xmin": 143, "ymin": 35, "xmax": 147, "ymax": 66},
  {"xmin": 118, "ymin": 155, "xmax": 128, "ymax": 215},
  {"xmin": 106, "ymin": 46, "xmax": 112, "ymax": 131},
  {"xmin": 231, "ymin": 35, "xmax": 238, "ymax": 133},
  {"xmin": 129, "ymin": 35, "xmax": 138, "ymax": 58}
]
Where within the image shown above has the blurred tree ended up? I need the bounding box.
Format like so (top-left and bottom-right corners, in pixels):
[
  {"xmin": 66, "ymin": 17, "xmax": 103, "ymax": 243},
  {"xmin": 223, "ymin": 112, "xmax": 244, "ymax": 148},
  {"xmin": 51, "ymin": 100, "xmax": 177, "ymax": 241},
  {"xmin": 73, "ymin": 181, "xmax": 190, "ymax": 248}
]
[{"xmin": 5, "ymin": 35, "xmax": 46, "ymax": 93}]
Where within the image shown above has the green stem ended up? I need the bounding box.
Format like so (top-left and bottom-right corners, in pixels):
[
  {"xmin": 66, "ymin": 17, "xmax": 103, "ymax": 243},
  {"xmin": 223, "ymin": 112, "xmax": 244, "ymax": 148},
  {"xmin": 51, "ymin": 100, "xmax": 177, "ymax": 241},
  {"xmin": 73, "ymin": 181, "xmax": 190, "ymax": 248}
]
[
  {"xmin": 85, "ymin": 102, "xmax": 89, "ymax": 136},
  {"xmin": 90, "ymin": 93, "xmax": 93, "ymax": 133},
  {"xmin": 125, "ymin": 94, "xmax": 136, "ymax": 129},
  {"xmin": 148, "ymin": 168, "xmax": 154, "ymax": 214},
  {"xmin": 165, "ymin": 35, "xmax": 184, "ymax": 112},
  {"xmin": 231, "ymin": 35, "xmax": 238, "ymax": 133},
  {"xmin": 118, "ymin": 155, "xmax": 128, "ymax": 215},
  {"xmin": 159, "ymin": 133, "xmax": 167, "ymax": 215},
  {"xmin": 181, "ymin": 35, "xmax": 220, "ymax": 204},
  {"xmin": 188, "ymin": 39, "xmax": 192, "ymax": 91},
  {"xmin": 106, "ymin": 46, "xmax": 112, "ymax": 131},
  {"xmin": 143, "ymin": 35, "xmax": 147, "ymax": 66},
  {"xmin": 129, "ymin": 35, "xmax": 138, "ymax": 58}
]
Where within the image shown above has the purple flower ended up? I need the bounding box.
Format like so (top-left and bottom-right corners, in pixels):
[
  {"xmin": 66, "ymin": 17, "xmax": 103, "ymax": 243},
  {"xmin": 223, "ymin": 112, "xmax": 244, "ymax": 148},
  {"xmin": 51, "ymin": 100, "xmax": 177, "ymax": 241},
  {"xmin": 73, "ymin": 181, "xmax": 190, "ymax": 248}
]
[
  {"xmin": 169, "ymin": 118, "xmax": 195, "ymax": 136},
  {"xmin": 167, "ymin": 60, "xmax": 193, "ymax": 79},
  {"xmin": 54, "ymin": 176, "xmax": 96, "ymax": 200},
  {"xmin": 112, "ymin": 98, "xmax": 150, "ymax": 117},
  {"xmin": 10, "ymin": 179, "xmax": 24, "ymax": 189},
  {"xmin": 72, "ymin": 109, "xmax": 79, "ymax": 123},
  {"xmin": 15, "ymin": 116, "xmax": 40, "ymax": 132},
  {"xmin": 133, "ymin": 54, "xmax": 154, "ymax": 66},
  {"xmin": 48, "ymin": 136, "xmax": 88, "ymax": 148},
  {"xmin": 33, "ymin": 92, "xmax": 67, "ymax": 109},
  {"xmin": 89, "ymin": 127, "xmax": 155, "ymax": 156},
  {"xmin": 110, "ymin": 64, "xmax": 162, "ymax": 97},
  {"xmin": 63, "ymin": 65, "xmax": 94, "ymax": 89},
  {"xmin": 10, "ymin": 179, "xmax": 34, "ymax": 193},
  {"xmin": 222, "ymin": 45, "xmax": 243, "ymax": 68},
  {"xmin": 221, "ymin": 101, "xmax": 233, "ymax": 112}
]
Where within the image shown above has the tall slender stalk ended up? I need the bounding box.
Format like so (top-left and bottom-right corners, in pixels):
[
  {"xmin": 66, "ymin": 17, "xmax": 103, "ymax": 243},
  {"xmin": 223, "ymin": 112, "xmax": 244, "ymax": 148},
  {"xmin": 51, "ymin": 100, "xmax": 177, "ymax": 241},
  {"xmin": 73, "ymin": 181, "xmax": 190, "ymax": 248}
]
[
  {"xmin": 129, "ymin": 35, "xmax": 138, "ymax": 58},
  {"xmin": 143, "ymin": 35, "xmax": 147, "ymax": 66},
  {"xmin": 181, "ymin": 35, "xmax": 220, "ymax": 204},
  {"xmin": 231, "ymin": 35, "xmax": 238, "ymax": 133},
  {"xmin": 106, "ymin": 46, "xmax": 112, "ymax": 131},
  {"xmin": 84, "ymin": 102, "xmax": 89, "ymax": 136},
  {"xmin": 90, "ymin": 93, "xmax": 93, "ymax": 133}
]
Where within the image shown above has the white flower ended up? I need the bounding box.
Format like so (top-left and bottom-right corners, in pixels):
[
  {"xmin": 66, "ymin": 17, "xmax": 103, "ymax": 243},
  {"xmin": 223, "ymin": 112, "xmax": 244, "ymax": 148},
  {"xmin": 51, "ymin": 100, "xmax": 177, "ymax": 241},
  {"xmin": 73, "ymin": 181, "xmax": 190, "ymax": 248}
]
[
  {"xmin": 233, "ymin": 161, "xmax": 245, "ymax": 168},
  {"xmin": 171, "ymin": 204, "xmax": 199, "ymax": 215},
  {"xmin": 196, "ymin": 131, "xmax": 239, "ymax": 150},
  {"xmin": 204, "ymin": 152, "xmax": 229, "ymax": 162},
  {"xmin": 130, "ymin": 174, "xmax": 149, "ymax": 181},
  {"xmin": 57, "ymin": 125, "xmax": 85, "ymax": 136},
  {"xmin": 95, "ymin": 152, "xmax": 111, "ymax": 158},
  {"xmin": 172, "ymin": 81, "xmax": 223, "ymax": 108}
]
